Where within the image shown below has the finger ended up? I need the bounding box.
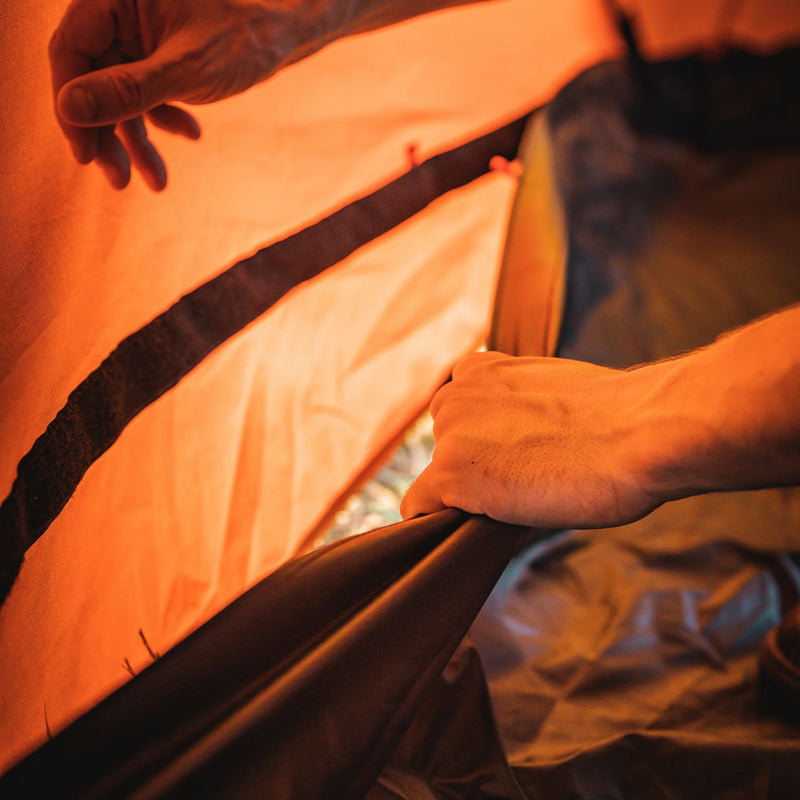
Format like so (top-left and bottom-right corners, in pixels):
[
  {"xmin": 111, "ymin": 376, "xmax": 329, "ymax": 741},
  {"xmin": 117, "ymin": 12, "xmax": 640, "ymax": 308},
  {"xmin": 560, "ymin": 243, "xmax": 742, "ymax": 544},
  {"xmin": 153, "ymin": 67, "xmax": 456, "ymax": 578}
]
[
  {"xmin": 429, "ymin": 379, "xmax": 493, "ymax": 421},
  {"xmin": 400, "ymin": 464, "xmax": 448, "ymax": 520},
  {"xmin": 146, "ymin": 105, "xmax": 202, "ymax": 140},
  {"xmin": 118, "ymin": 117, "xmax": 168, "ymax": 192},
  {"xmin": 429, "ymin": 381, "xmax": 458, "ymax": 420},
  {"xmin": 49, "ymin": 0, "xmax": 133, "ymax": 161},
  {"xmin": 95, "ymin": 125, "xmax": 131, "ymax": 190},
  {"xmin": 57, "ymin": 37, "xmax": 190, "ymax": 128},
  {"xmin": 49, "ymin": 32, "xmax": 98, "ymax": 161},
  {"xmin": 450, "ymin": 350, "xmax": 508, "ymax": 383}
]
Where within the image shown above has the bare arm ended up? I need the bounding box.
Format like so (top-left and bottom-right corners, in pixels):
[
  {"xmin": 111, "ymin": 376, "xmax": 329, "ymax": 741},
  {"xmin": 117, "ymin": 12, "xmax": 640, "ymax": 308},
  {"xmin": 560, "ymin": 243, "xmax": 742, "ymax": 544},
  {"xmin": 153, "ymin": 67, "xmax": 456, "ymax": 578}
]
[
  {"xmin": 401, "ymin": 304, "xmax": 800, "ymax": 528},
  {"xmin": 49, "ymin": 0, "xmax": 491, "ymax": 190},
  {"xmin": 645, "ymin": 303, "xmax": 800, "ymax": 500}
]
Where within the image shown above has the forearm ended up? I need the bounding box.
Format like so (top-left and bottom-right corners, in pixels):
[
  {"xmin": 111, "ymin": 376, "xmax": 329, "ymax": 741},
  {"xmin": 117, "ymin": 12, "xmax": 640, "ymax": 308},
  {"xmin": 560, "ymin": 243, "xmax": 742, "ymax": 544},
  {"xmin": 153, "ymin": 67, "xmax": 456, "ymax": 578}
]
[
  {"xmin": 402, "ymin": 305, "xmax": 800, "ymax": 529},
  {"xmin": 336, "ymin": 0, "xmax": 494, "ymax": 37},
  {"xmin": 244, "ymin": 0, "xmax": 492, "ymax": 74},
  {"xmin": 632, "ymin": 303, "xmax": 800, "ymax": 502}
]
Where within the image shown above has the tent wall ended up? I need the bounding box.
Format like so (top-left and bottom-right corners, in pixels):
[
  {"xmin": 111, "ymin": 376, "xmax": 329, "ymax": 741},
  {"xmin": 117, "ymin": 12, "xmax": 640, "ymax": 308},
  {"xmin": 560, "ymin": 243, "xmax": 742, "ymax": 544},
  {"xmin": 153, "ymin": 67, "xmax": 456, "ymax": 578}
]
[
  {"xmin": 0, "ymin": 511, "xmax": 530, "ymax": 799},
  {"xmin": 0, "ymin": 0, "xmax": 619, "ymax": 774}
]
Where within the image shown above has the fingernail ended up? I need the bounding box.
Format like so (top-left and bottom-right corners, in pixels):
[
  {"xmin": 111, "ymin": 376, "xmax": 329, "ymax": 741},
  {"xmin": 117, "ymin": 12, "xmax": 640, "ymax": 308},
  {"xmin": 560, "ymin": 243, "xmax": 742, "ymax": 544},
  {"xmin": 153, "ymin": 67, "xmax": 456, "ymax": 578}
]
[{"xmin": 68, "ymin": 86, "xmax": 97, "ymax": 122}]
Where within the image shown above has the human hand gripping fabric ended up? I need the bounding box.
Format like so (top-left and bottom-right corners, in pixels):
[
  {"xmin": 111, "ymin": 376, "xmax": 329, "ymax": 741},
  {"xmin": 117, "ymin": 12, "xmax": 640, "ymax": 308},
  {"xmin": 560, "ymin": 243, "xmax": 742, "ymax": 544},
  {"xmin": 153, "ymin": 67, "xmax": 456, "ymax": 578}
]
[
  {"xmin": 400, "ymin": 352, "xmax": 667, "ymax": 529},
  {"xmin": 401, "ymin": 308, "xmax": 800, "ymax": 529},
  {"xmin": 48, "ymin": 0, "xmax": 348, "ymax": 190}
]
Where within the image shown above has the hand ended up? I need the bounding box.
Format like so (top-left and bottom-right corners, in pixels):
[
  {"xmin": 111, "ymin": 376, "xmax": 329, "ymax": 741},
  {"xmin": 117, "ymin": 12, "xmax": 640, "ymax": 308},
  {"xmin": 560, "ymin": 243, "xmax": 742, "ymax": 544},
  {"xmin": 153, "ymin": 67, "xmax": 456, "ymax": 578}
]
[
  {"xmin": 49, "ymin": 0, "xmax": 337, "ymax": 190},
  {"xmin": 401, "ymin": 352, "xmax": 666, "ymax": 529}
]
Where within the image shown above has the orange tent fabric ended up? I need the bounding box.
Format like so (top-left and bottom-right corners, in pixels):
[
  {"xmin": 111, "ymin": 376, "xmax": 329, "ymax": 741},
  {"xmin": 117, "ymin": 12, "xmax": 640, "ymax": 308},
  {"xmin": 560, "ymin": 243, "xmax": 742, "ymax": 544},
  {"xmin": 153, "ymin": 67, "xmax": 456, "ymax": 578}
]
[{"xmin": 0, "ymin": 0, "xmax": 619, "ymax": 773}]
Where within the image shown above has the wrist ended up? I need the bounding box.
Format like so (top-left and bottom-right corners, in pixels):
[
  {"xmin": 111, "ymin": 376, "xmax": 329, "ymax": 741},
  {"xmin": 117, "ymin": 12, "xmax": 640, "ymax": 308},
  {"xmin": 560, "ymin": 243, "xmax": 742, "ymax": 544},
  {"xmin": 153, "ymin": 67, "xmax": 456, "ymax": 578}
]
[
  {"xmin": 244, "ymin": 0, "xmax": 348, "ymax": 75},
  {"xmin": 620, "ymin": 319, "xmax": 800, "ymax": 504},
  {"xmin": 618, "ymin": 355, "xmax": 722, "ymax": 505}
]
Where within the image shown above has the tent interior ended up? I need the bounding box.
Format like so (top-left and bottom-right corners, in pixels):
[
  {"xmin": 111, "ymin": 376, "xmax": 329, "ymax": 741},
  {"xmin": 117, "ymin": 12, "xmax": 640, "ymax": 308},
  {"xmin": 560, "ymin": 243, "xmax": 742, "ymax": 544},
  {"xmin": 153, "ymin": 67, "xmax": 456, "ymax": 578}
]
[{"xmin": 2, "ymin": 0, "xmax": 800, "ymax": 797}]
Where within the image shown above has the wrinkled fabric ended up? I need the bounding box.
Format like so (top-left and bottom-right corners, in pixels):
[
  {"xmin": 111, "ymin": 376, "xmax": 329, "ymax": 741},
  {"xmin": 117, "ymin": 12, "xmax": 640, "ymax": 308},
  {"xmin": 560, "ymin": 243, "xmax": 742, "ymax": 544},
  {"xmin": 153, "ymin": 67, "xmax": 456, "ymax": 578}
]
[
  {"xmin": 472, "ymin": 52, "xmax": 800, "ymax": 799},
  {"xmin": 365, "ymin": 47, "xmax": 800, "ymax": 800},
  {"xmin": 0, "ymin": 510, "xmax": 529, "ymax": 799},
  {"xmin": 2, "ymin": 0, "xmax": 620, "ymax": 771}
]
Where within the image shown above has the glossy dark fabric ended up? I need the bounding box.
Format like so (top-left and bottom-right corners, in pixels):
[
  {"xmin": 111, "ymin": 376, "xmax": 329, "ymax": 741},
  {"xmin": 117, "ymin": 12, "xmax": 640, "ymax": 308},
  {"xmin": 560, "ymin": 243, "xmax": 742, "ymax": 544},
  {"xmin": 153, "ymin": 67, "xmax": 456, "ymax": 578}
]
[
  {"xmin": 0, "ymin": 510, "xmax": 529, "ymax": 799},
  {"xmin": 369, "ymin": 641, "xmax": 528, "ymax": 800}
]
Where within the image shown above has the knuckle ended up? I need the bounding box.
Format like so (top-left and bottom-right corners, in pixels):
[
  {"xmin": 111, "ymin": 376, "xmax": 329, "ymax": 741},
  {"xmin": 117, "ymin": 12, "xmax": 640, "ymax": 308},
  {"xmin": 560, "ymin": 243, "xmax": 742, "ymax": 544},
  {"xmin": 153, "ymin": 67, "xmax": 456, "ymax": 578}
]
[
  {"xmin": 450, "ymin": 352, "xmax": 481, "ymax": 380},
  {"xmin": 482, "ymin": 354, "xmax": 510, "ymax": 377},
  {"xmin": 48, "ymin": 25, "xmax": 66, "ymax": 59},
  {"xmin": 430, "ymin": 409, "xmax": 454, "ymax": 440},
  {"xmin": 429, "ymin": 381, "xmax": 458, "ymax": 419},
  {"xmin": 453, "ymin": 351, "xmax": 511, "ymax": 388},
  {"xmin": 108, "ymin": 67, "xmax": 142, "ymax": 113}
]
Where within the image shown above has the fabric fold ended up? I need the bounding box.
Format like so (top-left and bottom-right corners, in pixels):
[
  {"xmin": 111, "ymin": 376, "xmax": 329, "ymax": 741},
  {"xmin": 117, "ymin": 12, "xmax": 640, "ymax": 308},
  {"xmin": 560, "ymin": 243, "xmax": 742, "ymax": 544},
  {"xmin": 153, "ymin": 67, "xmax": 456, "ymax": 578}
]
[{"xmin": 0, "ymin": 510, "xmax": 530, "ymax": 799}]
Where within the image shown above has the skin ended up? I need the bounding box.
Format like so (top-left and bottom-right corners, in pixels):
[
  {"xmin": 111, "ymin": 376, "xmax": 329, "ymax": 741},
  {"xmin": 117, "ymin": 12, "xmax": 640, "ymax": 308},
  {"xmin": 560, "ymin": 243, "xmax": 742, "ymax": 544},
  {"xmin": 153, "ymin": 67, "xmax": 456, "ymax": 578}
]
[
  {"xmin": 401, "ymin": 305, "xmax": 800, "ymax": 527},
  {"xmin": 48, "ymin": 0, "xmax": 487, "ymax": 191}
]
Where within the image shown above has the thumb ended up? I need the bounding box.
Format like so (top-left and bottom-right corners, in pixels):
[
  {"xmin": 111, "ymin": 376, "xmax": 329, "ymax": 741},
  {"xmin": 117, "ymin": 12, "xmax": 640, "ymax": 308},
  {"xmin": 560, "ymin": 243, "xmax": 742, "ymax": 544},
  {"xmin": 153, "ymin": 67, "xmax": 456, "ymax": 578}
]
[{"xmin": 58, "ymin": 56, "xmax": 176, "ymax": 126}]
